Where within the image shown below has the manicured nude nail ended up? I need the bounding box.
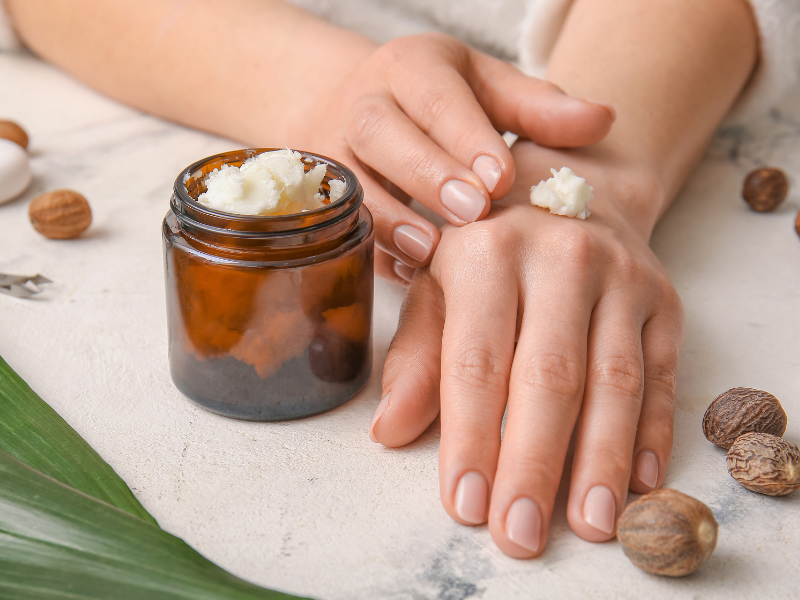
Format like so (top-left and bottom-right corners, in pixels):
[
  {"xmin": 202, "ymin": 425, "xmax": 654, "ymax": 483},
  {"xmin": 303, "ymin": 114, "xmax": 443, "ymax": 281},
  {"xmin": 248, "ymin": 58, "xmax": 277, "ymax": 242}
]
[
  {"xmin": 506, "ymin": 497, "xmax": 542, "ymax": 553},
  {"xmin": 440, "ymin": 180, "xmax": 487, "ymax": 223},
  {"xmin": 393, "ymin": 224, "xmax": 433, "ymax": 263},
  {"xmin": 583, "ymin": 485, "xmax": 616, "ymax": 534},
  {"xmin": 454, "ymin": 471, "xmax": 488, "ymax": 524},
  {"xmin": 369, "ymin": 393, "xmax": 390, "ymax": 443},
  {"xmin": 472, "ymin": 155, "xmax": 501, "ymax": 193},
  {"xmin": 634, "ymin": 450, "xmax": 659, "ymax": 489},
  {"xmin": 393, "ymin": 260, "xmax": 415, "ymax": 284}
]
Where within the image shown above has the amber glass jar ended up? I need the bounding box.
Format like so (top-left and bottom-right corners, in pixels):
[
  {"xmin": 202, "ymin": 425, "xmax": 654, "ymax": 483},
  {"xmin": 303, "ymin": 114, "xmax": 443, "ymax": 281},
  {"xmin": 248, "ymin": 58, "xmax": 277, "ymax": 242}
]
[{"xmin": 163, "ymin": 149, "xmax": 374, "ymax": 420}]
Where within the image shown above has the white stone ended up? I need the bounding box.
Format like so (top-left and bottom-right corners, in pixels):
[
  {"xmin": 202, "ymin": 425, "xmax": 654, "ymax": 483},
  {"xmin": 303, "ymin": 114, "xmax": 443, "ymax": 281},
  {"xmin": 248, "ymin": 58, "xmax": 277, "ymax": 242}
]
[{"xmin": 0, "ymin": 137, "xmax": 31, "ymax": 204}]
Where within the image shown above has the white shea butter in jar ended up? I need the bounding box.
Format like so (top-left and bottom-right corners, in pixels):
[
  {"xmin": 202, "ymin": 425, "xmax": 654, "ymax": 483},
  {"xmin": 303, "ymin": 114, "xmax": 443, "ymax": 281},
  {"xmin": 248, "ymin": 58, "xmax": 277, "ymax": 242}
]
[
  {"xmin": 198, "ymin": 149, "xmax": 346, "ymax": 215},
  {"xmin": 529, "ymin": 167, "xmax": 593, "ymax": 220}
]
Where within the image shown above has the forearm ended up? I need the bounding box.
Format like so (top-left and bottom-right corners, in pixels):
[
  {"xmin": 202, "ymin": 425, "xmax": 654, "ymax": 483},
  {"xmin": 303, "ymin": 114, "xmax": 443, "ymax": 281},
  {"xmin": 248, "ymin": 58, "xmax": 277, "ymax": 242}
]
[
  {"xmin": 6, "ymin": 0, "xmax": 376, "ymax": 147},
  {"xmin": 543, "ymin": 0, "xmax": 758, "ymax": 236}
]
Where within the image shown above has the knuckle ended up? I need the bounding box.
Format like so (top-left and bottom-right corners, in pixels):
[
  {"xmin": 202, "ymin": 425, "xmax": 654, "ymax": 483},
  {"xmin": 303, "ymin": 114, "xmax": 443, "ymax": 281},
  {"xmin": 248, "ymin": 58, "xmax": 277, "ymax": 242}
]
[
  {"xmin": 374, "ymin": 34, "xmax": 463, "ymax": 74},
  {"xmin": 414, "ymin": 85, "xmax": 459, "ymax": 133},
  {"xmin": 346, "ymin": 96, "xmax": 392, "ymax": 151},
  {"xmin": 591, "ymin": 446, "xmax": 632, "ymax": 479},
  {"xmin": 544, "ymin": 227, "xmax": 596, "ymax": 271},
  {"xmin": 646, "ymin": 398, "xmax": 677, "ymax": 434},
  {"xmin": 517, "ymin": 349, "xmax": 584, "ymax": 399},
  {"xmin": 610, "ymin": 247, "xmax": 648, "ymax": 285},
  {"xmin": 382, "ymin": 344, "xmax": 440, "ymax": 390},
  {"xmin": 513, "ymin": 453, "xmax": 563, "ymax": 487},
  {"xmin": 375, "ymin": 36, "xmax": 420, "ymax": 66},
  {"xmin": 465, "ymin": 222, "xmax": 518, "ymax": 255},
  {"xmin": 402, "ymin": 146, "xmax": 440, "ymax": 183},
  {"xmin": 591, "ymin": 354, "xmax": 643, "ymax": 399},
  {"xmin": 448, "ymin": 341, "xmax": 506, "ymax": 390},
  {"xmin": 645, "ymin": 360, "xmax": 678, "ymax": 404},
  {"xmin": 441, "ymin": 223, "xmax": 518, "ymax": 273}
]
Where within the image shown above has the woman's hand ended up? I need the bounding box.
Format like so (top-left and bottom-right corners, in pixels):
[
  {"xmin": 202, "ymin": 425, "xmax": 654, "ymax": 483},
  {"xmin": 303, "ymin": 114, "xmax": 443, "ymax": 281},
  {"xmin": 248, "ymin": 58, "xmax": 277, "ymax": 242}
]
[
  {"xmin": 307, "ymin": 33, "xmax": 615, "ymax": 284},
  {"xmin": 6, "ymin": 2, "xmax": 611, "ymax": 286},
  {"xmin": 370, "ymin": 140, "xmax": 684, "ymax": 557}
]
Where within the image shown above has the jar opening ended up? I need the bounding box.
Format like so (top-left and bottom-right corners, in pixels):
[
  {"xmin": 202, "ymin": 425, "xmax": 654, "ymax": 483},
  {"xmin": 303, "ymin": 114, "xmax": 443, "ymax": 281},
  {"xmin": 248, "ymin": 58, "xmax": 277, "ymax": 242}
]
[{"xmin": 172, "ymin": 148, "xmax": 362, "ymax": 237}]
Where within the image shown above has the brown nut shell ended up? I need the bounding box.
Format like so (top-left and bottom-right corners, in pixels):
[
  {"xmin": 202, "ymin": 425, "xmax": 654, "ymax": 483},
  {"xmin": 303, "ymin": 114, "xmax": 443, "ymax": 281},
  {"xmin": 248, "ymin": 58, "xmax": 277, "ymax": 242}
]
[
  {"xmin": 727, "ymin": 432, "xmax": 800, "ymax": 496},
  {"xmin": 617, "ymin": 489, "xmax": 718, "ymax": 577},
  {"xmin": 29, "ymin": 189, "xmax": 92, "ymax": 239},
  {"xmin": 702, "ymin": 387, "xmax": 787, "ymax": 450},
  {"xmin": 742, "ymin": 167, "xmax": 788, "ymax": 212},
  {"xmin": 0, "ymin": 119, "xmax": 28, "ymax": 149},
  {"xmin": 795, "ymin": 208, "xmax": 800, "ymax": 239}
]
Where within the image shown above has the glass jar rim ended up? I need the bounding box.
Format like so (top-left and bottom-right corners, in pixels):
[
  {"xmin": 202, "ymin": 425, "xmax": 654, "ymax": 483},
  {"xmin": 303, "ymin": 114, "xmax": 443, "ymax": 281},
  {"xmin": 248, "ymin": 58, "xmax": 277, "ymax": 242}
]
[{"xmin": 172, "ymin": 148, "xmax": 362, "ymax": 237}]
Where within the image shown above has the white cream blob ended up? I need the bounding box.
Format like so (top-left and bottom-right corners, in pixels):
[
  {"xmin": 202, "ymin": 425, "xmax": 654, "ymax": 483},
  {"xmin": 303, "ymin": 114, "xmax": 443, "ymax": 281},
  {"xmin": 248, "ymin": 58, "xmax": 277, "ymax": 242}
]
[
  {"xmin": 0, "ymin": 138, "xmax": 32, "ymax": 205},
  {"xmin": 530, "ymin": 167, "xmax": 593, "ymax": 220},
  {"xmin": 197, "ymin": 149, "xmax": 345, "ymax": 216}
]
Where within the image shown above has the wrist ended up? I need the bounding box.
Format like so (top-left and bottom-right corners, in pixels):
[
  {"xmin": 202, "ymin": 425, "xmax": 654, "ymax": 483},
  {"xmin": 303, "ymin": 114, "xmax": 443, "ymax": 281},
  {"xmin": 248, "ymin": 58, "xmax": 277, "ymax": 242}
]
[{"xmin": 508, "ymin": 141, "xmax": 667, "ymax": 241}]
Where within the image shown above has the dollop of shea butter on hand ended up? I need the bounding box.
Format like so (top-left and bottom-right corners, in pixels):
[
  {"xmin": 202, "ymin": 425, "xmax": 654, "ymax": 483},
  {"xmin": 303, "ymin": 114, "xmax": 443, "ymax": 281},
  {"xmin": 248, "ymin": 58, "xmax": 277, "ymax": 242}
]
[
  {"xmin": 530, "ymin": 167, "xmax": 593, "ymax": 219},
  {"xmin": 198, "ymin": 149, "xmax": 345, "ymax": 215}
]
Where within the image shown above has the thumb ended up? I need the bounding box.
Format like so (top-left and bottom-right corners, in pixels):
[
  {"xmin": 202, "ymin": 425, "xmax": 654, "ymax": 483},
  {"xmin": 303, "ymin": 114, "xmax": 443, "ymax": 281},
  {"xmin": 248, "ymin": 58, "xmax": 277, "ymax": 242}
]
[
  {"xmin": 371, "ymin": 271, "xmax": 444, "ymax": 447},
  {"xmin": 468, "ymin": 50, "xmax": 615, "ymax": 148}
]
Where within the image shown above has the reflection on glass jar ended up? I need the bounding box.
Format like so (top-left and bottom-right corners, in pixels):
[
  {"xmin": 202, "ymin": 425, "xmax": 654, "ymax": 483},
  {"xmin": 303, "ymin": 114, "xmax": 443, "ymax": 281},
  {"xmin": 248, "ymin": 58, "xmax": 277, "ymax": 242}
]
[{"xmin": 163, "ymin": 149, "xmax": 374, "ymax": 420}]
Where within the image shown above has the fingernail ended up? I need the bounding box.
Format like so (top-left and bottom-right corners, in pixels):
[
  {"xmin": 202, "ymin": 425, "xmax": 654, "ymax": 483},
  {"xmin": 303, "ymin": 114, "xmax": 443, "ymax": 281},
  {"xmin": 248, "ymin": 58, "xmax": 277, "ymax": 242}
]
[
  {"xmin": 583, "ymin": 485, "xmax": 616, "ymax": 534},
  {"xmin": 634, "ymin": 450, "xmax": 659, "ymax": 489},
  {"xmin": 454, "ymin": 471, "xmax": 489, "ymax": 524},
  {"xmin": 472, "ymin": 155, "xmax": 501, "ymax": 193},
  {"xmin": 506, "ymin": 497, "xmax": 542, "ymax": 553},
  {"xmin": 393, "ymin": 224, "xmax": 433, "ymax": 263},
  {"xmin": 393, "ymin": 260, "xmax": 415, "ymax": 284},
  {"xmin": 369, "ymin": 393, "xmax": 390, "ymax": 443},
  {"xmin": 440, "ymin": 180, "xmax": 487, "ymax": 223}
]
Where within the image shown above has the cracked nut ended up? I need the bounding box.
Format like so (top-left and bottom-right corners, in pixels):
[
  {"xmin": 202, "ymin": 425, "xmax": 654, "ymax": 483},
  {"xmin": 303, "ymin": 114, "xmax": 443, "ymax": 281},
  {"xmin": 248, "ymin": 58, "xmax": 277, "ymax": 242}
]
[
  {"xmin": 727, "ymin": 432, "xmax": 800, "ymax": 496},
  {"xmin": 0, "ymin": 119, "xmax": 28, "ymax": 149},
  {"xmin": 703, "ymin": 387, "xmax": 787, "ymax": 450},
  {"xmin": 617, "ymin": 489, "xmax": 718, "ymax": 577},
  {"xmin": 29, "ymin": 189, "xmax": 92, "ymax": 239},
  {"xmin": 742, "ymin": 167, "xmax": 788, "ymax": 212}
]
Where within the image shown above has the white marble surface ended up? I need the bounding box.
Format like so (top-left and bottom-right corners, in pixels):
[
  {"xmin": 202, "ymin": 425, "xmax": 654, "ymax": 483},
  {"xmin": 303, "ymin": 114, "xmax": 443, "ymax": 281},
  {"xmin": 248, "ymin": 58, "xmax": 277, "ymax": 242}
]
[{"xmin": 2, "ymin": 50, "xmax": 800, "ymax": 599}]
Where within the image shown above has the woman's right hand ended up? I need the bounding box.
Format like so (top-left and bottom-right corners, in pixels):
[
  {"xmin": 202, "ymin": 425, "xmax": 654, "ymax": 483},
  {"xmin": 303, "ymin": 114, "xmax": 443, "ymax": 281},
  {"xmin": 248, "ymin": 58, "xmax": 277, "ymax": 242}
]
[
  {"xmin": 6, "ymin": 1, "xmax": 611, "ymax": 283},
  {"xmin": 307, "ymin": 33, "xmax": 615, "ymax": 283}
]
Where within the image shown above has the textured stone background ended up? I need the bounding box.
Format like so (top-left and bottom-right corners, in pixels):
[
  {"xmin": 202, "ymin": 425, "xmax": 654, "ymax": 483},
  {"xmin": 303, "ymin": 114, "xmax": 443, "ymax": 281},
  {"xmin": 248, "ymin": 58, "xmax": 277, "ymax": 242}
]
[{"xmin": 1, "ymin": 52, "xmax": 799, "ymax": 599}]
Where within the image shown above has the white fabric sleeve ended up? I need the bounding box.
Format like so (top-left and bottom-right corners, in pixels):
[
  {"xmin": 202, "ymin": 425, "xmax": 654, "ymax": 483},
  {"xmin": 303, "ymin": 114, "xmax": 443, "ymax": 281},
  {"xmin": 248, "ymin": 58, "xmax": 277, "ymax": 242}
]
[
  {"xmin": 0, "ymin": 1, "xmax": 21, "ymax": 51},
  {"xmin": 518, "ymin": 0, "xmax": 800, "ymax": 124}
]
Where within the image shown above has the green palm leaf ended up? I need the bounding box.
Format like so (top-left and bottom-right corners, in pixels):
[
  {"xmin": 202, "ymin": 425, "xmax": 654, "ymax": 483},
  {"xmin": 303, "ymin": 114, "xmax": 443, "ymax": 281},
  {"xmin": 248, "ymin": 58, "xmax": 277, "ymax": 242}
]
[
  {"xmin": 0, "ymin": 355, "xmax": 308, "ymax": 599},
  {"xmin": 0, "ymin": 450, "xmax": 304, "ymax": 599},
  {"xmin": 0, "ymin": 355, "xmax": 154, "ymax": 524}
]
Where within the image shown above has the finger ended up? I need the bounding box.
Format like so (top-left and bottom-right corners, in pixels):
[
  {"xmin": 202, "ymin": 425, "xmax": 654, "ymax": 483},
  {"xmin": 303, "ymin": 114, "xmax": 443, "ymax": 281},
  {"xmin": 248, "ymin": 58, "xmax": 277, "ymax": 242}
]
[
  {"xmin": 467, "ymin": 49, "xmax": 616, "ymax": 148},
  {"xmin": 374, "ymin": 246, "xmax": 415, "ymax": 286},
  {"xmin": 629, "ymin": 295, "xmax": 684, "ymax": 494},
  {"xmin": 385, "ymin": 40, "xmax": 517, "ymax": 199},
  {"xmin": 350, "ymin": 159, "xmax": 440, "ymax": 268},
  {"xmin": 566, "ymin": 295, "xmax": 645, "ymax": 543},
  {"xmin": 438, "ymin": 241, "xmax": 519, "ymax": 526},
  {"xmin": 488, "ymin": 263, "xmax": 596, "ymax": 558},
  {"xmin": 346, "ymin": 95, "xmax": 491, "ymax": 225},
  {"xmin": 371, "ymin": 270, "xmax": 444, "ymax": 447}
]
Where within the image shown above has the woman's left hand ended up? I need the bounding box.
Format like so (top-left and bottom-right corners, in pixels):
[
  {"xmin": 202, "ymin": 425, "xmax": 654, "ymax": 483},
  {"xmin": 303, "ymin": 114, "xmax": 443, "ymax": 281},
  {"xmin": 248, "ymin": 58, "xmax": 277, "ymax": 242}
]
[{"xmin": 369, "ymin": 140, "xmax": 684, "ymax": 557}]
